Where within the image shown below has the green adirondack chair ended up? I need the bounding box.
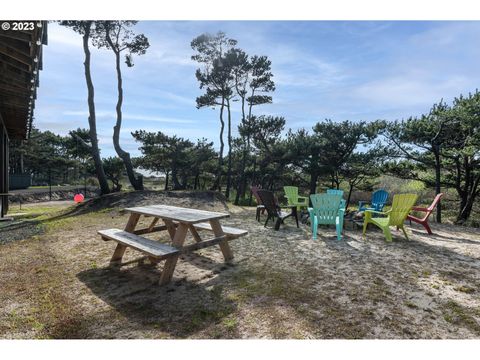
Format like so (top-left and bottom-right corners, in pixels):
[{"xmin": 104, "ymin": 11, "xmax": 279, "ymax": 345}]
[
  {"xmin": 284, "ymin": 186, "xmax": 308, "ymax": 208},
  {"xmin": 308, "ymin": 193, "xmax": 344, "ymax": 240},
  {"xmin": 363, "ymin": 193, "xmax": 418, "ymax": 242}
]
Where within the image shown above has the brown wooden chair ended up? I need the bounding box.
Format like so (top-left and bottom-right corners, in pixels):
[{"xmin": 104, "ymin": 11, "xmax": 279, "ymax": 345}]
[
  {"xmin": 406, "ymin": 193, "xmax": 444, "ymax": 235},
  {"xmin": 257, "ymin": 189, "xmax": 299, "ymax": 230}
]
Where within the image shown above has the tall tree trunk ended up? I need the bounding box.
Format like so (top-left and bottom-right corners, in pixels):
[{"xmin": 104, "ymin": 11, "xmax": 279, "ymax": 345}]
[
  {"xmin": 309, "ymin": 152, "xmax": 320, "ymax": 196},
  {"xmin": 248, "ymin": 156, "xmax": 256, "ymax": 206},
  {"xmin": 240, "ymin": 138, "xmax": 250, "ymax": 199},
  {"xmin": 456, "ymin": 195, "xmax": 475, "ymax": 224},
  {"xmin": 194, "ymin": 173, "xmax": 199, "ymax": 190},
  {"xmin": 455, "ymin": 172, "xmax": 480, "ymax": 224},
  {"xmin": 107, "ymin": 34, "xmax": 143, "ymax": 191},
  {"xmin": 82, "ymin": 22, "xmax": 110, "ymax": 195},
  {"xmin": 211, "ymin": 97, "xmax": 225, "ymax": 192},
  {"xmin": 346, "ymin": 183, "xmax": 354, "ymax": 210},
  {"xmin": 234, "ymin": 94, "xmax": 248, "ymax": 205},
  {"xmin": 234, "ymin": 141, "xmax": 248, "ymax": 205},
  {"xmin": 171, "ymin": 166, "xmax": 182, "ymax": 190},
  {"xmin": 164, "ymin": 170, "xmax": 169, "ymax": 190},
  {"xmin": 309, "ymin": 172, "xmax": 318, "ymax": 195},
  {"xmin": 225, "ymin": 99, "xmax": 233, "ymax": 200},
  {"xmin": 433, "ymin": 146, "xmax": 442, "ymax": 223}
]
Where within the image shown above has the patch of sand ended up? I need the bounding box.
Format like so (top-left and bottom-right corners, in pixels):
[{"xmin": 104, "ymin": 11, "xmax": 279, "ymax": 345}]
[{"xmin": 0, "ymin": 191, "xmax": 479, "ymax": 339}]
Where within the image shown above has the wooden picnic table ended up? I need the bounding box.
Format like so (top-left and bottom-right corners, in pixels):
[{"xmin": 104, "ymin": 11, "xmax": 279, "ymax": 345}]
[{"xmin": 99, "ymin": 204, "xmax": 247, "ymax": 285}]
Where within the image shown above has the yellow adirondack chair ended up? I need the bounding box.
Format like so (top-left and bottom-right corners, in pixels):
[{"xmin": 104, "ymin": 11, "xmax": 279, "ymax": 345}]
[{"xmin": 363, "ymin": 193, "xmax": 418, "ymax": 242}]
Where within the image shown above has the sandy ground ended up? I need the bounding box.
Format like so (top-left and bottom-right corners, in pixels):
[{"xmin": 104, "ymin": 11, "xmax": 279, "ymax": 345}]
[{"xmin": 0, "ymin": 191, "xmax": 479, "ymax": 339}]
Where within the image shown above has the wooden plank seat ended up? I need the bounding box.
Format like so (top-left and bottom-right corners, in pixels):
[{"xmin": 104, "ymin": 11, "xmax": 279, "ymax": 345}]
[
  {"xmin": 99, "ymin": 223, "xmax": 247, "ymax": 260},
  {"xmin": 98, "ymin": 229, "xmax": 179, "ymax": 260},
  {"xmin": 190, "ymin": 222, "xmax": 248, "ymax": 239}
]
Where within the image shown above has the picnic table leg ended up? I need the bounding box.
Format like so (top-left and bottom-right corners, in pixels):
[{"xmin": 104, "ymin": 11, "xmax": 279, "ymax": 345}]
[
  {"xmin": 147, "ymin": 217, "xmax": 159, "ymax": 232},
  {"xmin": 159, "ymin": 222, "xmax": 189, "ymax": 285},
  {"xmin": 188, "ymin": 224, "xmax": 203, "ymax": 243},
  {"xmin": 110, "ymin": 213, "xmax": 141, "ymax": 265},
  {"xmin": 163, "ymin": 219, "xmax": 177, "ymax": 239},
  {"xmin": 209, "ymin": 219, "xmax": 234, "ymax": 262}
]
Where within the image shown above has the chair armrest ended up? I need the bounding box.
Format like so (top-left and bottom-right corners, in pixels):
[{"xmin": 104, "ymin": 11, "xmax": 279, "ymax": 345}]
[
  {"xmin": 358, "ymin": 201, "xmax": 369, "ymax": 208},
  {"xmin": 411, "ymin": 206, "xmax": 428, "ymax": 212},
  {"xmin": 365, "ymin": 209, "xmax": 391, "ymax": 216},
  {"xmin": 297, "ymin": 196, "xmax": 308, "ymax": 203}
]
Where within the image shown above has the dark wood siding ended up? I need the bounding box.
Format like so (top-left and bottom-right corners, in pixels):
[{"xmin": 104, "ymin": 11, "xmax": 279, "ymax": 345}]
[{"xmin": 0, "ymin": 115, "xmax": 9, "ymax": 216}]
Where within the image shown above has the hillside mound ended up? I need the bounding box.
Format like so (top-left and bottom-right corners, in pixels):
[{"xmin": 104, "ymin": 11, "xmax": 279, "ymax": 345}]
[{"xmin": 67, "ymin": 190, "xmax": 229, "ymax": 216}]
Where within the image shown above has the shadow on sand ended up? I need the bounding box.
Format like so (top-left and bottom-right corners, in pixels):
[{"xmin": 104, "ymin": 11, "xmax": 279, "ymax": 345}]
[{"xmin": 76, "ymin": 256, "xmax": 237, "ymax": 338}]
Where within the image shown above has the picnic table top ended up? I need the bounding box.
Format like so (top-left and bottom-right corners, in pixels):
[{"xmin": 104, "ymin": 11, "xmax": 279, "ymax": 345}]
[{"xmin": 124, "ymin": 204, "xmax": 230, "ymax": 224}]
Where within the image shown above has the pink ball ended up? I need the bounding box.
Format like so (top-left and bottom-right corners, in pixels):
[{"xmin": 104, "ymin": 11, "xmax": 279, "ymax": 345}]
[{"xmin": 74, "ymin": 193, "xmax": 85, "ymax": 203}]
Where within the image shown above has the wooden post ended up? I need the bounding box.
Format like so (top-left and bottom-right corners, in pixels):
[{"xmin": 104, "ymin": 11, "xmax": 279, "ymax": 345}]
[
  {"xmin": 159, "ymin": 222, "xmax": 189, "ymax": 285},
  {"xmin": 110, "ymin": 213, "xmax": 140, "ymax": 264},
  {"xmin": 209, "ymin": 219, "xmax": 233, "ymax": 261}
]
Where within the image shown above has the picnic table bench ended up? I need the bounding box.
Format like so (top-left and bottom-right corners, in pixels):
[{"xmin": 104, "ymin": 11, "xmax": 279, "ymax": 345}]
[{"xmin": 98, "ymin": 205, "xmax": 248, "ymax": 285}]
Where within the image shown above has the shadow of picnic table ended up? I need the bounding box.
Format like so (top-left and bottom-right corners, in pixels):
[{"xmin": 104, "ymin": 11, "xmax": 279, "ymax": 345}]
[{"xmin": 76, "ymin": 257, "xmax": 238, "ymax": 338}]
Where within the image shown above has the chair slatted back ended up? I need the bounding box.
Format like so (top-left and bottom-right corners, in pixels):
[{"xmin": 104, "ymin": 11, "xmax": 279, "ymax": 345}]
[
  {"xmin": 251, "ymin": 186, "xmax": 263, "ymax": 205},
  {"xmin": 388, "ymin": 194, "xmax": 418, "ymax": 226},
  {"xmin": 372, "ymin": 189, "xmax": 389, "ymax": 211},
  {"xmin": 257, "ymin": 190, "xmax": 280, "ymax": 217},
  {"xmin": 283, "ymin": 186, "xmax": 300, "ymax": 206},
  {"xmin": 427, "ymin": 193, "xmax": 444, "ymax": 212},
  {"xmin": 326, "ymin": 189, "xmax": 344, "ymax": 197},
  {"xmin": 327, "ymin": 189, "xmax": 345, "ymax": 210},
  {"xmin": 310, "ymin": 193, "xmax": 342, "ymax": 225}
]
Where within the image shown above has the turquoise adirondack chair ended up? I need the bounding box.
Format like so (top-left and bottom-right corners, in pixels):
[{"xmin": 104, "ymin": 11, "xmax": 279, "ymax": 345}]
[
  {"xmin": 326, "ymin": 188, "xmax": 346, "ymax": 220},
  {"xmin": 326, "ymin": 188, "xmax": 346, "ymax": 211},
  {"xmin": 284, "ymin": 186, "xmax": 308, "ymax": 209},
  {"xmin": 308, "ymin": 193, "xmax": 344, "ymax": 240},
  {"xmin": 359, "ymin": 189, "xmax": 389, "ymax": 212},
  {"xmin": 363, "ymin": 193, "xmax": 418, "ymax": 242}
]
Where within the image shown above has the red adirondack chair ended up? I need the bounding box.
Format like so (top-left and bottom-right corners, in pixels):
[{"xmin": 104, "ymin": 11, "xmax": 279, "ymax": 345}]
[{"xmin": 406, "ymin": 193, "xmax": 444, "ymax": 234}]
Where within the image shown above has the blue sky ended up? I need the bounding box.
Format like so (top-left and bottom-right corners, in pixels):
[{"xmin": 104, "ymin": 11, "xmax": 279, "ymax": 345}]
[{"xmin": 34, "ymin": 21, "xmax": 480, "ymax": 158}]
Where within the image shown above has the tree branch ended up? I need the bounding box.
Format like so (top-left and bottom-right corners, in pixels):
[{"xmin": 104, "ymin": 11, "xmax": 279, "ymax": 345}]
[{"xmin": 73, "ymin": 133, "xmax": 92, "ymax": 150}]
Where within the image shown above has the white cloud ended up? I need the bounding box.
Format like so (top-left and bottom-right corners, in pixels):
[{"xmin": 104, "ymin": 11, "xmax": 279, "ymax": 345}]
[
  {"xmin": 63, "ymin": 110, "xmax": 113, "ymax": 117},
  {"xmin": 124, "ymin": 114, "xmax": 195, "ymax": 124},
  {"xmin": 351, "ymin": 76, "xmax": 467, "ymax": 107},
  {"xmin": 146, "ymin": 49, "xmax": 196, "ymax": 67},
  {"xmin": 46, "ymin": 22, "xmax": 83, "ymax": 48},
  {"xmin": 266, "ymin": 43, "xmax": 347, "ymax": 89},
  {"xmin": 63, "ymin": 110, "xmax": 196, "ymax": 124}
]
